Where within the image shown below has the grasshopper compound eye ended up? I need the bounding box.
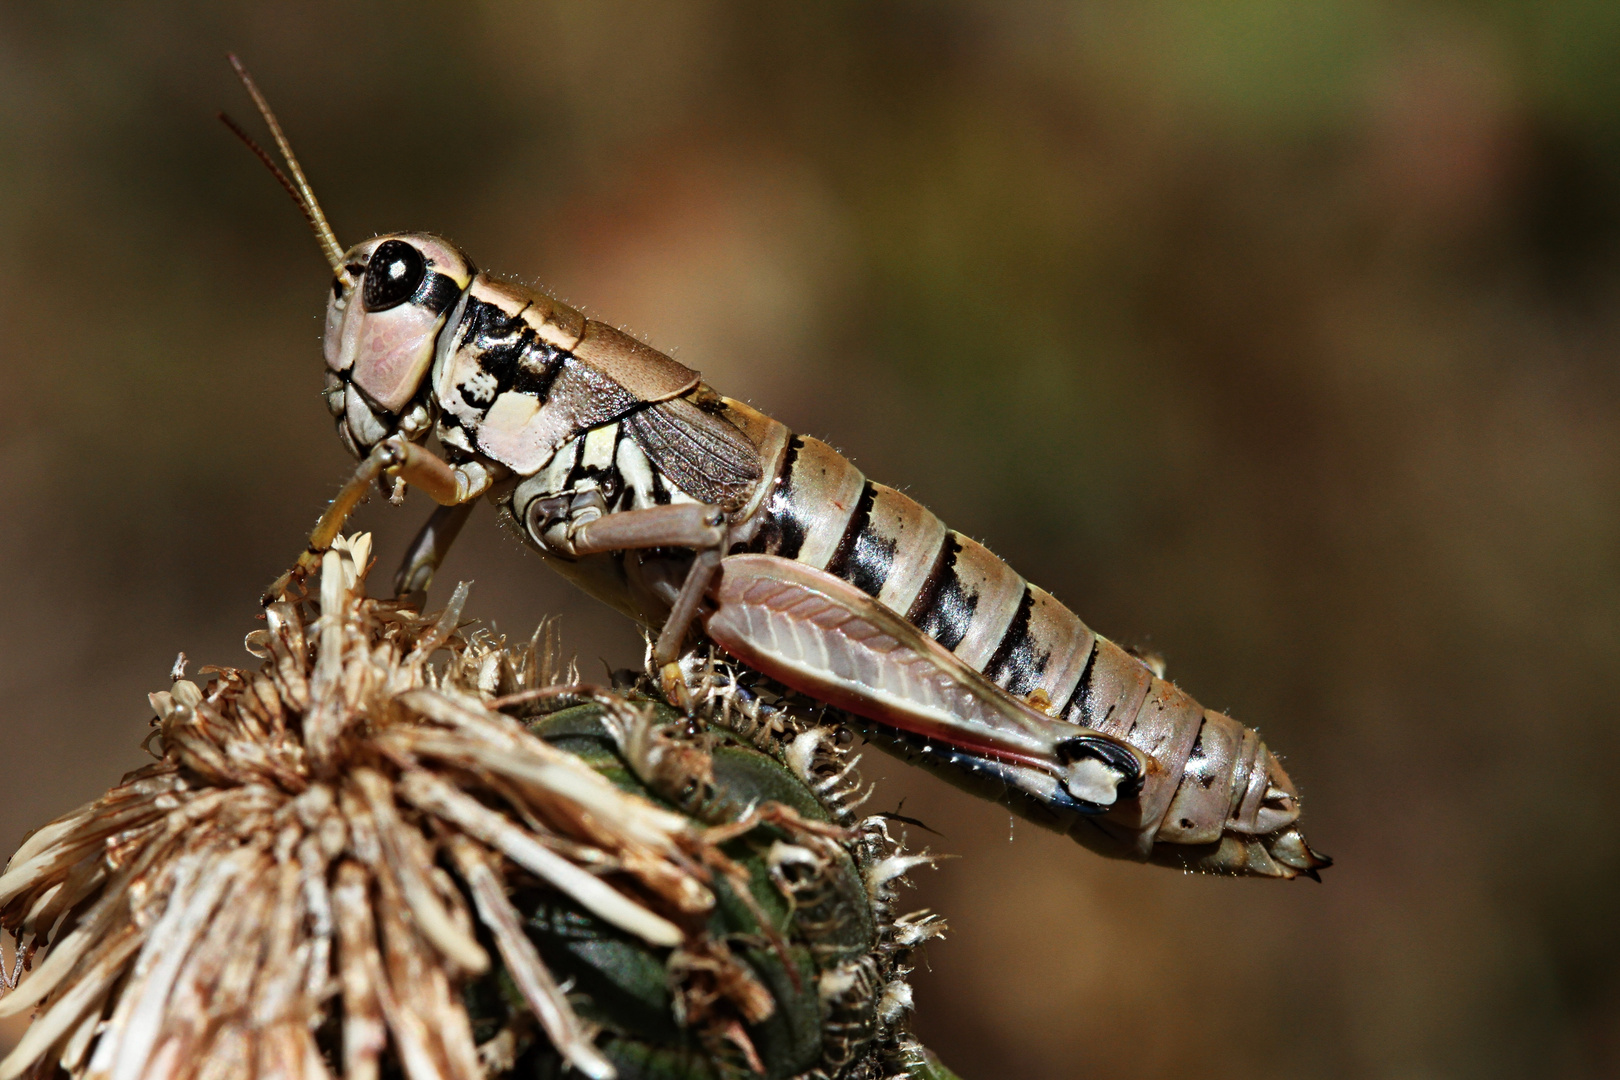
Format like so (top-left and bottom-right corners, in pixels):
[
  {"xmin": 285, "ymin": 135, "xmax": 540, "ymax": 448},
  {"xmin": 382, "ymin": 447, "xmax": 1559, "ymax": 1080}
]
[{"xmin": 363, "ymin": 239, "xmax": 427, "ymax": 311}]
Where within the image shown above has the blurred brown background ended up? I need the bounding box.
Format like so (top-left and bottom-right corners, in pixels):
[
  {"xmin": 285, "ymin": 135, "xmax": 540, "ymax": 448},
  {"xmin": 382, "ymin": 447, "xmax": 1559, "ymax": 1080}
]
[{"xmin": 3, "ymin": 3, "xmax": 1618, "ymax": 1077}]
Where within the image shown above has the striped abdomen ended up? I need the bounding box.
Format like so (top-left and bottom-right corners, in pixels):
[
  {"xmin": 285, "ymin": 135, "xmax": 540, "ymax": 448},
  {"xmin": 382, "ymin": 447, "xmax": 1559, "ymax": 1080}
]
[
  {"xmin": 738, "ymin": 430, "xmax": 1302, "ymax": 863},
  {"xmin": 744, "ymin": 434, "xmax": 1095, "ymax": 725}
]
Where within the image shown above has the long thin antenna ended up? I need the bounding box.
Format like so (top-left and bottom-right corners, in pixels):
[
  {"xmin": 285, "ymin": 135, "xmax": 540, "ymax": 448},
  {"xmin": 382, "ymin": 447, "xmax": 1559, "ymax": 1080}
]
[
  {"xmin": 222, "ymin": 53, "xmax": 344, "ymax": 270},
  {"xmin": 218, "ymin": 112, "xmax": 315, "ymax": 234}
]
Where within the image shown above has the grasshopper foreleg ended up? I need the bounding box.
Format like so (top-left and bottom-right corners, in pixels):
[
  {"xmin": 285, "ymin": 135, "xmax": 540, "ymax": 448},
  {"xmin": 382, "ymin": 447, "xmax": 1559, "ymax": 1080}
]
[{"xmin": 266, "ymin": 437, "xmax": 495, "ymax": 603}]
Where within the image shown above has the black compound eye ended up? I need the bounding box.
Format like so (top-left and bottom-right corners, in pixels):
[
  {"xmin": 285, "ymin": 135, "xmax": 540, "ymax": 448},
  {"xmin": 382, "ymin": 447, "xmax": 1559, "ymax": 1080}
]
[{"xmin": 362, "ymin": 239, "xmax": 427, "ymax": 312}]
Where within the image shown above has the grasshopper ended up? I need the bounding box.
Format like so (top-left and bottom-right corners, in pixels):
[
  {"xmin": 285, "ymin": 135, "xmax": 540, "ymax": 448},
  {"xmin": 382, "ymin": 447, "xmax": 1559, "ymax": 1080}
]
[{"xmin": 225, "ymin": 58, "xmax": 1326, "ymax": 880}]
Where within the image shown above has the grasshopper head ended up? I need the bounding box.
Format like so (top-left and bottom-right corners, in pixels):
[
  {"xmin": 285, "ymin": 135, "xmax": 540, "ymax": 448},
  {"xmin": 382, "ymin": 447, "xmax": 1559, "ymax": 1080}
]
[
  {"xmin": 322, "ymin": 233, "xmax": 474, "ymax": 456},
  {"xmin": 219, "ymin": 62, "xmax": 476, "ymax": 457}
]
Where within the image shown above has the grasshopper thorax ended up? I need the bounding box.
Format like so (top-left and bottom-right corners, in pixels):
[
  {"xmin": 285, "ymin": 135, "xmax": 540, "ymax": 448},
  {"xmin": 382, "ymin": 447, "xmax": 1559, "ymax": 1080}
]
[{"xmin": 323, "ymin": 232, "xmax": 475, "ymax": 456}]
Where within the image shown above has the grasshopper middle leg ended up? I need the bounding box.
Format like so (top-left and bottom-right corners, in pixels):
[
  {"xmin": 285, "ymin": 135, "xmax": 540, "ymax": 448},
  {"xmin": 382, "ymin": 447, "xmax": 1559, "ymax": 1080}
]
[
  {"xmin": 526, "ymin": 497, "xmax": 728, "ymax": 705},
  {"xmin": 394, "ymin": 501, "xmax": 477, "ymax": 606}
]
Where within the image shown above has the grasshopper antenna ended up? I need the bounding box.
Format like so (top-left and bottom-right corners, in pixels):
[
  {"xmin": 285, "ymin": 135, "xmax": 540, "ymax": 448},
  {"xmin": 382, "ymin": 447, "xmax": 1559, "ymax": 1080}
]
[{"xmin": 219, "ymin": 53, "xmax": 344, "ymax": 271}]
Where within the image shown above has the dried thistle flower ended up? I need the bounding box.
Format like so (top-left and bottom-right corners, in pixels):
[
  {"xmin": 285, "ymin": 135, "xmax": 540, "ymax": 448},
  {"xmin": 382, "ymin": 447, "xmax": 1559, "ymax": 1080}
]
[{"xmin": 0, "ymin": 537, "xmax": 953, "ymax": 1080}]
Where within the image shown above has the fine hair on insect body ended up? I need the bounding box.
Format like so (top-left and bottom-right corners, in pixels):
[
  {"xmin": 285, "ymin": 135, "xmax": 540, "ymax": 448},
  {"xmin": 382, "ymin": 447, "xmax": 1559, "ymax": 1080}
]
[{"xmin": 220, "ymin": 56, "xmax": 1328, "ymax": 883}]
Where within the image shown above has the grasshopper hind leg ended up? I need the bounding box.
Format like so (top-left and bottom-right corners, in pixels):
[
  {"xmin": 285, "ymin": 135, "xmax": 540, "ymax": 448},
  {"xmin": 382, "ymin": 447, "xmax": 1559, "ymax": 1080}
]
[{"xmin": 701, "ymin": 553, "xmax": 1146, "ymax": 813}]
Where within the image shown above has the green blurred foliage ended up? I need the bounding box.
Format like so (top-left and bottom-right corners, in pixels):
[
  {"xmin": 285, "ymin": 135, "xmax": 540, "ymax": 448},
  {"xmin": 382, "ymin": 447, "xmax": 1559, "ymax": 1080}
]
[{"xmin": 3, "ymin": 2, "xmax": 1620, "ymax": 1077}]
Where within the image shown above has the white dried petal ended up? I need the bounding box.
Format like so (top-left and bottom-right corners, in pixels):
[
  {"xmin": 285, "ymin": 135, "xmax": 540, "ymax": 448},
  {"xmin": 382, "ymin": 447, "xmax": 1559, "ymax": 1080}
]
[
  {"xmin": 170, "ymin": 679, "xmax": 204, "ymax": 709},
  {"xmin": 767, "ymin": 841, "xmax": 820, "ymax": 872},
  {"xmin": 20, "ymin": 880, "xmax": 63, "ymax": 932},
  {"xmin": 399, "ymin": 770, "xmax": 682, "ymax": 947},
  {"xmin": 786, "ymin": 729, "xmax": 828, "ymax": 782},
  {"xmin": 0, "ymin": 928, "xmax": 141, "ymax": 1080},
  {"xmin": 193, "ymin": 1028, "xmax": 252, "ymax": 1080},
  {"xmin": 447, "ymin": 838, "xmax": 615, "ymax": 1080},
  {"xmin": 332, "ymin": 861, "xmax": 386, "ymax": 1080},
  {"xmin": 58, "ymin": 992, "xmax": 105, "ymax": 1074},
  {"xmin": 104, "ymin": 847, "xmax": 250, "ymax": 1080},
  {"xmin": 864, "ymin": 853, "xmax": 937, "ymax": 895},
  {"xmin": 404, "ymin": 581, "xmax": 470, "ymax": 666},
  {"xmin": 372, "ymin": 867, "xmax": 482, "ymax": 1080},
  {"xmin": 890, "ymin": 909, "xmax": 948, "ymax": 948},
  {"xmin": 818, "ymin": 964, "xmax": 860, "ymax": 999},
  {"xmin": 7, "ymin": 807, "xmax": 99, "ymax": 870},
  {"xmin": 0, "ymin": 854, "xmax": 153, "ymax": 1019},
  {"xmin": 352, "ymin": 769, "xmax": 488, "ymax": 976}
]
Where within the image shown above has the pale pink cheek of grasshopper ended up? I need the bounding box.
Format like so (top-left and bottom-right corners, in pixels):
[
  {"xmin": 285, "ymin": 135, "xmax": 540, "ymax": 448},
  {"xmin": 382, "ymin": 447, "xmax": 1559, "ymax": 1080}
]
[
  {"xmin": 323, "ymin": 291, "xmax": 444, "ymax": 415},
  {"xmin": 352, "ymin": 309, "xmax": 443, "ymax": 412}
]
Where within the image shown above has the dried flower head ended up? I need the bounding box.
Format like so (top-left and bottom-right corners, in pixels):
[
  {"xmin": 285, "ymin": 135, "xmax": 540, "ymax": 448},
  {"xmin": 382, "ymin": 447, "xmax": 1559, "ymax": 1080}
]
[{"xmin": 0, "ymin": 537, "xmax": 949, "ymax": 1080}]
